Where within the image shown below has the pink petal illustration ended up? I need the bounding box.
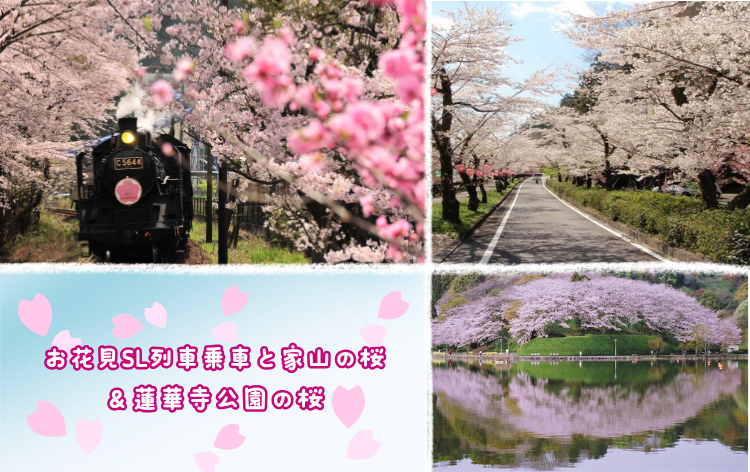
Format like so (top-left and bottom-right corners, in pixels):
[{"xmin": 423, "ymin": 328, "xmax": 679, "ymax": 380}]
[
  {"xmin": 211, "ymin": 322, "xmax": 237, "ymax": 343},
  {"xmin": 194, "ymin": 451, "xmax": 220, "ymax": 472},
  {"xmin": 75, "ymin": 418, "xmax": 102, "ymax": 455},
  {"xmin": 51, "ymin": 330, "xmax": 81, "ymax": 357},
  {"xmin": 222, "ymin": 285, "xmax": 248, "ymax": 316},
  {"xmin": 27, "ymin": 401, "xmax": 66, "ymax": 437},
  {"xmin": 214, "ymin": 424, "xmax": 245, "ymax": 450},
  {"xmin": 359, "ymin": 324, "xmax": 387, "ymax": 347},
  {"xmin": 18, "ymin": 293, "xmax": 53, "ymax": 336},
  {"xmin": 144, "ymin": 302, "xmax": 167, "ymax": 328},
  {"xmin": 346, "ymin": 430, "xmax": 381, "ymax": 460},
  {"xmin": 377, "ymin": 291, "xmax": 409, "ymax": 320},
  {"xmin": 332, "ymin": 386, "xmax": 365, "ymax": 429},
  {"xmin": 111, "ymin": 314, "xmax": 143, "ymax": 339}
]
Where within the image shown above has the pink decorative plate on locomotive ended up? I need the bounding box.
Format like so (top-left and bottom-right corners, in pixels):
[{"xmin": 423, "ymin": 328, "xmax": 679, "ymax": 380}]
[{"xmin": 114, "ymin": 177, "xmax": 142, "ymax": 205}]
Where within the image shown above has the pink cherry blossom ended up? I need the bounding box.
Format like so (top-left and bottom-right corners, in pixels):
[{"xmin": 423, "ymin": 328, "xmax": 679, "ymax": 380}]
[
  {"xmin": 150, "ymin": 80, "xmax": 173, "ymax": 109},
  {"xmin": 309, "ymin": 47, "xmax": 324, "ymax": 62},
  {"xmin": 161, "ymin": 142, "xmax": 174, "ymax": 156},
  {"xmin": 173, "ymin": 57, "xmax": 194, "ymax": 82},
  {"xmin": 299, "ymin": 152, "xmax": 326, "ymax": 172},
  {"xmin": 241, "ymin": 37, "xmax": 293, "ymax": 107},
  {"xmin": 224, "ymin": 36, "xmax": 255, "ymax": 63},
  {"xmin": 360, "ymin": 195, "xmax": 374, "ymax": 218},
  {"xmin": 379, "ymin": 48, "xmax": 418, "ymax": 79}
]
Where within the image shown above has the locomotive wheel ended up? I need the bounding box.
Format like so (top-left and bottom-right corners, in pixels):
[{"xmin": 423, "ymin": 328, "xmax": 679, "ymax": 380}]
[
  {"xmin": 152, "ymin": 246, "xmax": 160, "ymax": 264},
  {"xmin": 105, "ymin": 250, "xmax": 111, "ymax": 263}
]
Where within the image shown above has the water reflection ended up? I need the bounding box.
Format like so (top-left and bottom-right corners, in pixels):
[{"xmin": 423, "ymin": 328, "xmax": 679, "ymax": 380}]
[{"xmin": 433, "ymin": 360, "xmax": 748, "ymax": 470}]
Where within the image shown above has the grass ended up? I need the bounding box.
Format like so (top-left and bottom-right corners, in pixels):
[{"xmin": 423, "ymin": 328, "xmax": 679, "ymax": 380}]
[
  {"xmin": 9, "ymin": 211, "xmax": 92, "ymax": 263},
  {"xmin": 189, "ymin": 219, "xmax": 310, "ymax": 264},
  {"xmin": 516, "ymin": 334, "xmax": 679, "ymax": 356},
  {"xmin": 432, "ymin": 182, "xmax": 518, "ymax": 239}
]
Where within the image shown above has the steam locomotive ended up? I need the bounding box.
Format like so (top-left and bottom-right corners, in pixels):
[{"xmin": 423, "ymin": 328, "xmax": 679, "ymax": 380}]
[{"xmin": 74, "ymin": 117, "xmax": 193, "ymax": 262}]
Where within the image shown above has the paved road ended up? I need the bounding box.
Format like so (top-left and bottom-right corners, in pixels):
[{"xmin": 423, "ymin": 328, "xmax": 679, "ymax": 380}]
[{"xmin": 441, "ymin": 179, "xmax": 661, "ymax": 264}]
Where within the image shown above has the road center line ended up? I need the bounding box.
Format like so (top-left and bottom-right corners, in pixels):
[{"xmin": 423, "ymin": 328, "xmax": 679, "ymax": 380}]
[
  {"xmin": 480, "ymin": 179, "xmax": 527, "ymax": 264},
  {"xmin": 542, "ymin": 179, "xmax": 666, "ymax": 261}
]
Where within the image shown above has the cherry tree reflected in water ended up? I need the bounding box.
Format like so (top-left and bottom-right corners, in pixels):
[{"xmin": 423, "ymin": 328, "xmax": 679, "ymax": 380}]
[{"xmin": 433, "ymin": 360, "xmax": 748, "ymax": 469}]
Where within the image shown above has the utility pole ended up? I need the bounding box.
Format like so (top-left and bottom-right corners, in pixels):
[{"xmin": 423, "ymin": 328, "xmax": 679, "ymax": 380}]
[
  {"xmin": 217, "ymin": 0, "xmax": 229, "ymax": 264},
  {"xmin": 206, "ymin": 144, "xmax": 213, "ymax": 243}
]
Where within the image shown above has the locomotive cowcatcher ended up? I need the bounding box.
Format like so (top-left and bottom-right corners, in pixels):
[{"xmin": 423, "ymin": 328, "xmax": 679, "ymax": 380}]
[{"xmin": 75, "ymin": 118, "xmax": 193, "ymax": 262}]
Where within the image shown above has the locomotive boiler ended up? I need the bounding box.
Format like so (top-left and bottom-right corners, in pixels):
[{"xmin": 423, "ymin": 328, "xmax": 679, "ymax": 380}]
[{"xmin": 75, "ymin": 117, "xmax": 193, "ymax": 262}]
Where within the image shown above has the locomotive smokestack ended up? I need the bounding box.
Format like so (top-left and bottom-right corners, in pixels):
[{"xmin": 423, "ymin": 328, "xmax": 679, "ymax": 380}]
[{"xmin": 118, "ymin": 117, "xmax": 138, "ymax": 149}]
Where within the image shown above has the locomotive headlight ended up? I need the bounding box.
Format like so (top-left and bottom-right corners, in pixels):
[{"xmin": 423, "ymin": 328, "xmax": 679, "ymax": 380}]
[{"xmin": 121, "ymin": 131, "xmax": 136, "ymax": 144}]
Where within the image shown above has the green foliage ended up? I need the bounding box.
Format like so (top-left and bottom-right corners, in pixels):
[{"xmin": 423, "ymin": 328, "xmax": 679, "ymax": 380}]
[
  {"xmin": 439, "ymin": 296, "xmax": 467, "ymax": 316},
  {"xmin": 698, "ymin": 290, "xmax": 721, "ymax": 311},
  {"xmin": 432, "ymin": 274, "xmax": 457, "ymax": 317},
  {"xmin": 194, "ymin": 178, "xmax": 217, "ymax": 199},
  {"xmin": 647, "ymin": 337, "xmax": 665, "ymax": 354},
  {"xmin": 735, "ymin": 282, "xmax": 748, "ymax": 301},
  {"xmin": 450, "ymin": 273, "xmax": 486, "ymax": 294},
  {"xmin": 515, "ymin": 274, "xmax": 544, "ymax": 286},
  {"xmin": 547, "ymin": 180, "xmax": 750, "ymax": 264},
  {"xmin": 516, "ymin": 334, "xmax": 679, "ymax": 356},
  {"xmin": 571, "ymin": 271, "xmax": 591, "ymax": 282}
]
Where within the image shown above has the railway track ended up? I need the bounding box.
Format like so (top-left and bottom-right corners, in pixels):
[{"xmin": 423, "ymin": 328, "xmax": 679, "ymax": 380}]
[{"xmin": 45, "ymin": 207, "xmax": 77, "ymax": 217}]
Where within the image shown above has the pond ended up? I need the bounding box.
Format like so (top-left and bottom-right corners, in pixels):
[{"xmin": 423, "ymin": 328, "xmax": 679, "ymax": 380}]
[{"xmin": 433, "ymin": 359, "xmax": 748, "ymax": 471}]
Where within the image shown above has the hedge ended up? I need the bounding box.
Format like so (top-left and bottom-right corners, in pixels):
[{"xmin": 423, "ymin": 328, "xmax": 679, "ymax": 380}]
[{"xmin": 546, "ymin": 180, "xmax": 750, "ymax": 264}]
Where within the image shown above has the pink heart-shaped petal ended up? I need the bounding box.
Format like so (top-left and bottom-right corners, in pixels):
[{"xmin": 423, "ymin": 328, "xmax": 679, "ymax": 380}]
[
  {"xmin": 144, "ymin": 302, "xmax": 167, "ymax": 328},
  {"xmin": 75, "ymin": 418, "xmax": 102, "ymax": 454},
  {"xmin": 27, "ymin": 401, "xmax": 66, "ymax": 437},
  {"xmin": 214, "ymin": 424, "xmax": 245, "ymax": 450},
  {"xmin": 51, "ymin": 330, "xmax": 81, "ymax": 358},
  {"xmin": 378, "ymin": 291, "xmax": 409, "ymax": 320},
  {"xmin": 18, "ymin": 293, "xmax": 53, "ymax": 336},
  {"xmin": 111, "ymin": 314, "xmax": 143, "ymax": 339},
  {"xmin": 359, "ymin": 324, "xmax": 387, "ymax": 347},
  {"xmin": 211, "ymin": 322, "xmax": 237, "ymax": 343},
  {"xmin": 346, "ymin": 430, "xmax": 381, "ymax": 460},
  {"xmin": 194, "ymin": 451, "xmax": 220, "ymax": 472},
  {"xmin": 222, "ymin": 285, "xmax": 248, "ymax": 316},
  {"xmin": 332, "ymin": 386, "xmax": 365, "ymax": 429}
]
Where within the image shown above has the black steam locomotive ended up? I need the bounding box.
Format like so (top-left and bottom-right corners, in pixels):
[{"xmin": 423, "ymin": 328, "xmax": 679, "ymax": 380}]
[{"xmin": 75, "ymin": 118, "xmax": 193, "ymax": 262}]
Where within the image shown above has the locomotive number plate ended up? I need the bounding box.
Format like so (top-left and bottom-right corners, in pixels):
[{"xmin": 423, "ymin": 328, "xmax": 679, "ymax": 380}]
[{"xmin": 114, "ymin": 157, "xmax": 143, "ymax": 170}]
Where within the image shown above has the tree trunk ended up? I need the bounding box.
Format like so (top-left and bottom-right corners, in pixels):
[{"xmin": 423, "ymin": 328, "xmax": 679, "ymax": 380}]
[
  {"xmin": 603, "ymin": 154, "xmax": 613, "ymax": 191},
  {"xmin": 728, "ymin": 185, "xmax": 750, "ymax": 210},
  {"xmin": 495, "ymin": 178, "xmax": 504, "ymax": 192},
  {"xmin": 697, "ymin": 169, "xmax": 719, "ymax": 210},
  {"xmin": 458, "ymin": 172, "xmax": 479, "ymax": 211},
  {"xmin": 479, "ymin": 182, "xmax": 487, "ymax": 203},
  {"xmin": 586, "ymin": 177, "xmax": 592, "ymax": 189},
  {"xmin": 435, "ymin": 68, "xmax": 460, "ymax": 224},
  {"xmin": 441, "ymin": 169, "xmax": 460, "ymax": 223},
  {"xmin": 557, "ymin": 172, "xmax": 562, "ymax": 182}
]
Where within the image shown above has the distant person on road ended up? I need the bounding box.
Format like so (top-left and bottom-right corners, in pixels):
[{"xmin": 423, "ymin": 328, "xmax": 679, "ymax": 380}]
[
  {"xmin": 579, "ymin": 350, "xmax": 582, "ymax": 357},
  {"xmin": 449, "ymin": 349, "xmax": 452, "ymax": 357}
]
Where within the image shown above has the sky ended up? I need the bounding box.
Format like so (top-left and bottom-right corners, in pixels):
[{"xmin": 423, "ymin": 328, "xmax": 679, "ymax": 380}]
[{"xmin": 432, "ymin": 1, "xmax": 638, "ymax": 105}]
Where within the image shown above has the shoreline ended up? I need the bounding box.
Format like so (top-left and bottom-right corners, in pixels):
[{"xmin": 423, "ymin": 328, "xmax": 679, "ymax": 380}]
[{"xmin": 431, "ymin": 353, "xmax": 749, "ymax": 362}]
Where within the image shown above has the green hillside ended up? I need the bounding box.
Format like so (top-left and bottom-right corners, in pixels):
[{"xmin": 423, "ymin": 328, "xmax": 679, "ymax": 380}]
[{"xmin": 516, "ymin": 334, "xmax": 679, "ymax": 356}]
